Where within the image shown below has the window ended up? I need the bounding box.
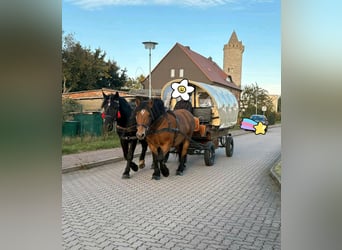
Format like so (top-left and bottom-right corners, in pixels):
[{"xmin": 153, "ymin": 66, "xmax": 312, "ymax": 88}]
[
  {"xmin": 179, "ymin": 69, "xmax": 184, "ymax": 77},
  {"xmin": 170, "ymin": 69, "xmax": 175, "ymax": 78}
]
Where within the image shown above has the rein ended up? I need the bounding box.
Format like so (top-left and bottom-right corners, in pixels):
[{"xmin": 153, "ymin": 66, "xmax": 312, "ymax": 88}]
[{"xmin": 116, "ymin": 124, "xmax": 137, "ymax": 133}]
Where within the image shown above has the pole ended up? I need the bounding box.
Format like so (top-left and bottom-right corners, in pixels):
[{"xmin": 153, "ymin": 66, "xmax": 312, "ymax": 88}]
[
  {"xmin": 148, "ymin": 48, "xmax": 152, "ymax": 99},
  {"xmin": 255, "ymin": 89, "xmax": 258, "ymax": 115},
  {"xmin": 142, "ymin": 41, "xmax": 158, "ymax": 99},
  {"xmin": 255, "ymin": 83, "xmax": 258, "ymax": 115}
]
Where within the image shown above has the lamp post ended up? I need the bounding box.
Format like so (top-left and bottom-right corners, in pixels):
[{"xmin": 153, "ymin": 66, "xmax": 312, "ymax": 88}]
[
  {"xmin": 255, "ymin": 83, "xmax": 258, "ymax": 115},
  {"xmin": 142, "ymin": 41, "xmax": 158, "ymax": 99}
]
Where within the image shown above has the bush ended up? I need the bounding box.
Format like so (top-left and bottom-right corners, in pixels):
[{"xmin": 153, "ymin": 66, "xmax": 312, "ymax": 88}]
[
  {"xmin": 267, "ymin": 111, "xmax": 276, "ymax": 125},
  {"xmin": 62, "ymin": 98, "xmax": 82, "ymax": 121}
]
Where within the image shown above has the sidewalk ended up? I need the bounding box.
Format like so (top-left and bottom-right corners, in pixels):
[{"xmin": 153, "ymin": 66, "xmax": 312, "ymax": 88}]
[{"xmin": 62, "ymin": 124, "xmax": 281, "ymax": 173}]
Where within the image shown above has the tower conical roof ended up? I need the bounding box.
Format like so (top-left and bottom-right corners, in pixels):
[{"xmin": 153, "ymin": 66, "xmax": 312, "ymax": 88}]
[{"xmin": 228, "ymin": 31, "xmax": 239, "ymax": 43}]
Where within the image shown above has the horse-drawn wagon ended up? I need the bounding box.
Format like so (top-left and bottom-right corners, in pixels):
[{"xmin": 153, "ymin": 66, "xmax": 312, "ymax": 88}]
[{"xmin": 161, "ymin": 78, "xmax": 239, "ymax": 166}]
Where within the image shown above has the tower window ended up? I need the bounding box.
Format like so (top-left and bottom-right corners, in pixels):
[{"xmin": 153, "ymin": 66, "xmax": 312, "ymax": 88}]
[
  {"xmin": 179, "ymin": 69, "xmax": 184, "ymax": 77},
  {"xmin": 170, "ymin": 69, "xmax": 175, "ymax": 78}
]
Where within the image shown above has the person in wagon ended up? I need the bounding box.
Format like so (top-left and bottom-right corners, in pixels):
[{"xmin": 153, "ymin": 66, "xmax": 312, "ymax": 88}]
[{"xmin": 174, "ymin": 96, "xmax": 193, "ymax": 113}]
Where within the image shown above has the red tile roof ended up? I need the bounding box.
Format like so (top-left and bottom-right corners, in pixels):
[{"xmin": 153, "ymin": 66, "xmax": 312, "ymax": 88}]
[
  {"xmin": 62, "ymin": 88, "xmax": 131, "ymax": 99},
  {"xmin": 176, "ymin": 43, "xmax": 241, "ymax": 91}
]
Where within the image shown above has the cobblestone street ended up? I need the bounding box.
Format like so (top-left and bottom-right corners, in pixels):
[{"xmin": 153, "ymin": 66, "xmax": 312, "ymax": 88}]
[{"xmin": 62, "ymin": 127, "xmax": 281, "ymax": 249}]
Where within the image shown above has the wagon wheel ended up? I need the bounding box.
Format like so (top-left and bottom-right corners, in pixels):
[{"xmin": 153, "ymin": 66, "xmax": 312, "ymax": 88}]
[
  {"xmin": 225, "ymin": 136, "xmax": 234, "ymax": 157},
  {"xmin": 204, "ymin": 141, "xmax": 215, "ymax": 166}
]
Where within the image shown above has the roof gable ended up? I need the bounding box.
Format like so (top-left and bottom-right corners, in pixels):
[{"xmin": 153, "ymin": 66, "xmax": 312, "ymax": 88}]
[{"xmin": 176, "ymin": 43, "xmax": 240, "ymax": 91}]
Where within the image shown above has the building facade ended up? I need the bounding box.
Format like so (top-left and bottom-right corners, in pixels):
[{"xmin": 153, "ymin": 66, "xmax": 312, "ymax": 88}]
[{"xmin": 141, "ymin": 40, "xmax": 242, "ymax": 101}]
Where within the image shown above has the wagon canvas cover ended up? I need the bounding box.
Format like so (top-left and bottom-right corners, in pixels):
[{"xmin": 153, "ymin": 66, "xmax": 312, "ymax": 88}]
[{"xmin": 161, "ymin": 79, "xmax": 239, "ymax": 129}]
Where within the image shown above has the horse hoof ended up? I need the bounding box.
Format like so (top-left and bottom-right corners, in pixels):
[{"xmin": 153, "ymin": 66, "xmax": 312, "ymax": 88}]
[
  {"xmin": 130, "ymin": 162, "xmax": 138, "ymax": 172},
  {"xmin": 139, "ymin": 160, "xmax": 145, "ymax": 169},
  {"xmin": 152, "ymin": 175, "xmax": 160, "ymax": 180},
  {"xmin": 176, "ymin": 170, "xmax": 183, "ymax": 176},
  {"xmin": 122, "ymin": 174, "xmax": 130, "ymax": 179},
  {"xmin": 160, "ymin": 166, "xmax": 169, "ymax": 177}
]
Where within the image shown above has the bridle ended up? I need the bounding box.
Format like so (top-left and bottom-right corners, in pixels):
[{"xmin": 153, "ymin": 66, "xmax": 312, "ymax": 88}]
[
  {"xmin": 136, "ymin": 107, "xmax": 154, "ymax": 132},
  {"xmin": 103, "ymin": 98, "xmax": 120, "ymax": 130},
  {"xmin": 136, "ymin": 106, "xmax": 175, "ymax": 136}
]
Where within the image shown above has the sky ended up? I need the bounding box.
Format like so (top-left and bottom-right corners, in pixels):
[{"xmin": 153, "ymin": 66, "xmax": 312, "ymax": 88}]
[{"xmin": 62, "ymin": 0, "xmax": 281, "ymax": 95}]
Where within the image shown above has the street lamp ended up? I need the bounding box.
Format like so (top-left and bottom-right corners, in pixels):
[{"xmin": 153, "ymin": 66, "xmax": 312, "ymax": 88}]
[
  {"xmin": 255, "ymin": 83, "xmax": 258, "ymax": 115},
  {"xmin": 142, "ymin": 41, "xmax": 158, "ymax": 99}
]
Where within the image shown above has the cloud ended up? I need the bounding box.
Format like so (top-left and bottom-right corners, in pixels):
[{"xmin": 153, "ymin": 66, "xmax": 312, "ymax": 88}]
[{"xmin": 65, "ymin": 0, "xmax": 250, "ymax": 10}]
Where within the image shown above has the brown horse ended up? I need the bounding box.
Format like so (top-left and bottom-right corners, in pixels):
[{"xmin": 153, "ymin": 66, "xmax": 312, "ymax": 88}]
[{"xmin": 135, "ymin": 98, "xmax": 195, "ymax": 180}]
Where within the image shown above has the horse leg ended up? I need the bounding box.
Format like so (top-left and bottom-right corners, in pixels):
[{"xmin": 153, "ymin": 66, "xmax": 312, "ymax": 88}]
[
  {"xmin": 121, "ymin": 139, "xmax": 131, "ymax": 179},
  {"xmin": 138, "ymin": 139, "xmax": 148, "ymax": 169},
  {"xmin": 128, "ymin": 139, "xmax": 138, "ymax": 172},
  {"xmin": 120, "ymin": 139, "xmax": 128, "ymax": 160},
  {"xmin": 151, "ymin": 153, "xmax": 161, "ymax": 180},
  {"xmin": 158, "ymin": 148, "xmax": 169, "ymax": 177},
  {"xmin": 176, "ymin": 141, "xmax": 189, "ymax": 176},
  {"xmin": 122, "ymin": 140, "xmax": 139, "ymax": 179}
]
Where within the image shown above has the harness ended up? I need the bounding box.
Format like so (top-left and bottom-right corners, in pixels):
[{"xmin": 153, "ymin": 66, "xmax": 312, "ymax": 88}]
[
  {"xmin": 137, "ymin": 106, "xmax": 207, "ymax": 150},
  {"xmin": 137, "ymin": 109, "xmax": 183, "ymax": 146}
]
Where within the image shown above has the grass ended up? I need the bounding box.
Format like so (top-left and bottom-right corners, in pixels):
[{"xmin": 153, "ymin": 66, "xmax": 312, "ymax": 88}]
[
  {"xmin": 62, "ymin": 133, "xmax": 121, "ymax": 155},
  {"xmin": 274, "ymin": 162, "xmax": 282, "ymax": 178}
]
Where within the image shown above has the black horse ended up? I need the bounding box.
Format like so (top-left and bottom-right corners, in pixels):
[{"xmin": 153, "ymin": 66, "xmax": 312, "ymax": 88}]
[{"xmin": 101, "ymin": 91, "xmax": 148, "ymax": 179}]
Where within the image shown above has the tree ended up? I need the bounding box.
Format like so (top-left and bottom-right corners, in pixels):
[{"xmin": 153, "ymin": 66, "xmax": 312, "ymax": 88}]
[
  {"xmin": 240, "ymin": 83, "xmax": 274, "ymax": 119},
  {"xmin": 62, "ymin": 33, "xmax": 127, "ymax": 92},
  {"xmin": 124, "ymin": 74, "xmax": 145, "ymax": 90},
  {"xmin": 94, "ymin": 61, "xmax": 127, "ymax": 89}
]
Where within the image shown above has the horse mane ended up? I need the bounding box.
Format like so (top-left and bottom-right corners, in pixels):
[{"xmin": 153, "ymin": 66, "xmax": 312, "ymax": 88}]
[
  {"xmin": 152, "ymin": 98, "xmax": 166, "ymax": 119},
  {"xmin": 117, "ymin": 96, "xmax": 131, "ymax": 116}
]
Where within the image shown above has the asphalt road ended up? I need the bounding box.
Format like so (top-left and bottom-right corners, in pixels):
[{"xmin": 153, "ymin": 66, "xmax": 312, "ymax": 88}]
[{"xmin": 62, "ymin": 126, "xmax": 281, "ymax": 249}]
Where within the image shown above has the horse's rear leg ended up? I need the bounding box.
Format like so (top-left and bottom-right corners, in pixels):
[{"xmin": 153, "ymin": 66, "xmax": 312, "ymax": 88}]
[{"xmin": 176, "ymin": 142, "xmax": 189, "ymax": 176}]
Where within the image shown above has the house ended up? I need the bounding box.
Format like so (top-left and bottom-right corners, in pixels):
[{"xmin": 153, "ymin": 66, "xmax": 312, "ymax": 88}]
[{"xmin": 141, "ymin": 41, "xmax": 242, "ymax": 101}]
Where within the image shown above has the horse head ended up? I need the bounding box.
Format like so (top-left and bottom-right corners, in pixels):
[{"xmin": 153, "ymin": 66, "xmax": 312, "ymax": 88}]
[
  {"xmin": 101, "ymin": 91, "xmax": 120, "ymax": 132},
  {"xmin": 135, "ymin": 98, "xmax": 166, "ymax": 140},
  {"xmin": 135, "ymin": 98, "xmax": 154, "ymax": 140}
]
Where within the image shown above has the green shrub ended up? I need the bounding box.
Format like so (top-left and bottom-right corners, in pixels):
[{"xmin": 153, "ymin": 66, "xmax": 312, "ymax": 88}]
[{"xmin": 62, "ymin": 98, "xmax": 82, "ymax": 121}]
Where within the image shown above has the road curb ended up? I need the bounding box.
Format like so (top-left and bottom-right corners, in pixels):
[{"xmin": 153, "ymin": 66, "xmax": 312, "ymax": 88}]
[
  {"xmin": 62, "ymin": 152, "xmax": 152, "ymax": 174},
  {"xmin": 270, "ymin": 160, "xmax": 281, "ymax": 187}
]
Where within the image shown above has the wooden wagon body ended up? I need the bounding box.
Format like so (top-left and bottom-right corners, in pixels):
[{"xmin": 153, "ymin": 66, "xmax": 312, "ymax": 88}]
[{"xmin": 161, "ymin": 79, "xmax": 239, "ymax": 166}]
